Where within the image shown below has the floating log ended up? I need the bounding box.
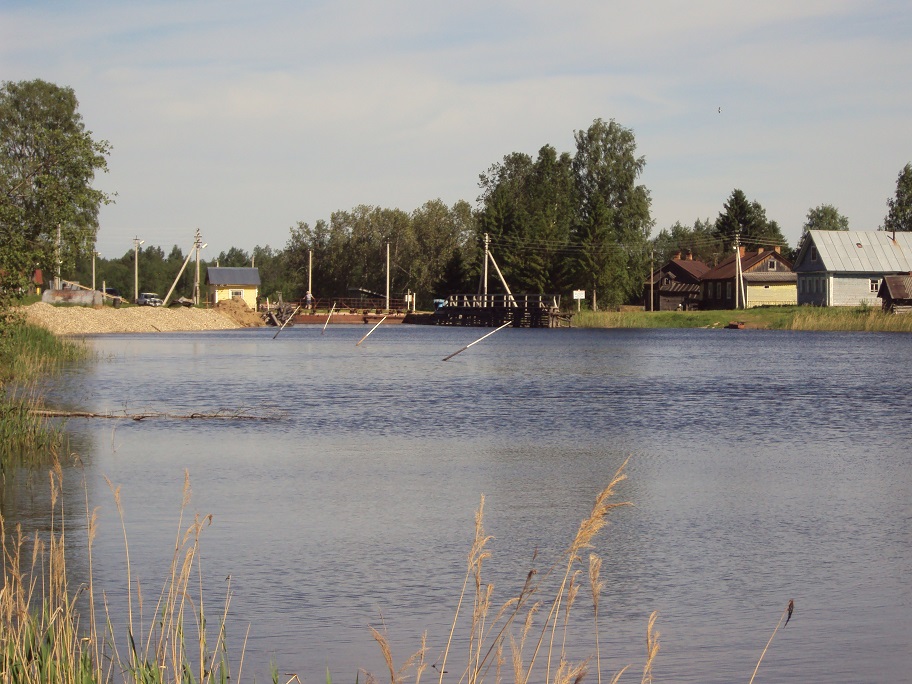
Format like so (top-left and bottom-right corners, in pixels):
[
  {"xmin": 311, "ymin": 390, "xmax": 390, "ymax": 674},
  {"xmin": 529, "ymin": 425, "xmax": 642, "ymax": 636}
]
[{"xmin": 30, "ymin": 408, "xmax": 281, "ymax": 421}]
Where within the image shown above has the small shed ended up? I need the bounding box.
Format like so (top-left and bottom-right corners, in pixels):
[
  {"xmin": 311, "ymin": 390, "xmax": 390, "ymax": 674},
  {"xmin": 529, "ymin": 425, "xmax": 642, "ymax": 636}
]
[
  {"xmin": 206, "ymin": 267, "xmax": 260, "ymax": 309},
  {"xmin": 877, "ymin": 275, "xmax": 912, "ymax": 313}
]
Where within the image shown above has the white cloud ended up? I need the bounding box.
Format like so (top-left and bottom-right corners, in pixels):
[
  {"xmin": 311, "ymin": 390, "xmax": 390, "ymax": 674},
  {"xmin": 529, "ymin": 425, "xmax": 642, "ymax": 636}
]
[{"xmin": 3, "ymin": 0, "xmax": 910, "ymax": 255}]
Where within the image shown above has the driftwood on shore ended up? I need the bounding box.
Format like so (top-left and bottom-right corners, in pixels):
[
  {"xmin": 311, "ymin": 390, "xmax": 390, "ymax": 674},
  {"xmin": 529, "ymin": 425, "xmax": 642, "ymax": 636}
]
[{"xmin": 30, "ymin": 408, "xmax": 282, "ymax": 421}]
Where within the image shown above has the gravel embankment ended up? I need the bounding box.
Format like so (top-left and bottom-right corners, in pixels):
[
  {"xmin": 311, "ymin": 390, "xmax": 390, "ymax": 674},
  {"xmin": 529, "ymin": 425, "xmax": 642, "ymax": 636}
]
[{"xmin": 22, "ymin": 302, "xmax": 248, "ymax": 335}]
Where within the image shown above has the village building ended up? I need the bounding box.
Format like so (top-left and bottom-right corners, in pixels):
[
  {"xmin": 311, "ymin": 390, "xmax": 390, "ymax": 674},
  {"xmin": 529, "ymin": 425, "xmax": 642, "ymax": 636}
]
[
  {"xmin": 877, "ymin": 274, "xmax": 912, "ymax": 314},
  {"xmin": 700, "ymin": 247, "xmax": 796, "ymax": 309},
  {"xmin": 793, "ymin": 230, "xmax": 912, "ymax": 306},
  {"xmin": 643, "ymin": 252, "xmax": 710, "ymax": 311},
  {"xmin": 206, "ymin": 267, "xmax": 260, "ymax": 309}
]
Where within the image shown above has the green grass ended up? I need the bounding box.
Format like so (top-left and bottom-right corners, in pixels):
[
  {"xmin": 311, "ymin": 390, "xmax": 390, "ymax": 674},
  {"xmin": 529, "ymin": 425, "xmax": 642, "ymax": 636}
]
[
  {"xmin": 0, "ymin": 315, "xmax": 88, "ymax": 471},
  {"xmin": 573, "ymin": 305, "xmax": 912, "ymax": 332}
]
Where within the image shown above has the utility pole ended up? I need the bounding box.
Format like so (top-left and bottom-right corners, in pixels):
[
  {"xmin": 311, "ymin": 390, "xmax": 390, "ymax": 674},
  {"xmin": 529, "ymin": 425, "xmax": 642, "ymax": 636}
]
[
  {"xmin": 385, "ymin": 240, "xmax": 390, "ymax": 312},
  {"xmin": 92, "ymin": 250, "xmax": 98, "ymax": 291},
  {"xmin": 733, "ymin": 233, "xmax": 742, "ymax": 309},
  {"xmin": 483, "ymin": 232, "xmax": 490, "ymax": 304},
  {"xmin": 55, "ymin": 224, "xmax": 62, "ymax": 290},
  {"xmin": 133, "ymin": 236, "xmax": 144, "ymax": 302},
  {"xmin": 650, "ymin": 248, "xmax": 655, "ymax": 312},
  {"xmin": 308, "ymin": 248, "xmax": 313, "ymax": 295},
  {"xmin": 193, "ymin": 229, "xmax": 206, "ymax": 306}
]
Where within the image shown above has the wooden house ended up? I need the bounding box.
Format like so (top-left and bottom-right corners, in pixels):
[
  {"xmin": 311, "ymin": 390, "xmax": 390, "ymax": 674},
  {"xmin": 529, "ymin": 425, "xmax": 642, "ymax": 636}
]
[
  {"xmin": 700, "ymin": 247, "xmax": 796, "ymax": 309},
  {"xmin": 644, "ymin": 252, "xmax": 710, "ymax": 311},
  {"xmin": 792, "ymin": 230, "xmax": 912, "ymax": 306},
  {"xmin": 206, "ymin": 267, "xmax": 260, "ymax": 309},
  {"xmin": 877, "ymin": 275, "xmax": 912, "ymax": 313}
]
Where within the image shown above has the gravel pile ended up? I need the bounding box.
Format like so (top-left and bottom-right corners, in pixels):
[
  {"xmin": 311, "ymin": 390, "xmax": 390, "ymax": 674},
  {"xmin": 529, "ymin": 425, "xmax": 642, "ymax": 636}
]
[{"xmin": 22, "ymin": 302, "xmax": 247, "ymax": 335}]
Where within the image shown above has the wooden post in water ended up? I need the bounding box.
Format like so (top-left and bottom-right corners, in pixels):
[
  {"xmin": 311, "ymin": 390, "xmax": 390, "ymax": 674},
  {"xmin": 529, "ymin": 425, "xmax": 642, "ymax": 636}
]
[
  {"xmin": 321, "ymin": 303, "xmax": 336, "ymax": 335},
  {"xmin": 442, "ymin": 321, "xmax": 512, "ymax": 361},
  {"xmin": 272, "ymin": 305, "xmax": 301, "ymax": 339},
  {"xmin": 356, "ymin": 315, "xmax": 387, "ymax": 346}
]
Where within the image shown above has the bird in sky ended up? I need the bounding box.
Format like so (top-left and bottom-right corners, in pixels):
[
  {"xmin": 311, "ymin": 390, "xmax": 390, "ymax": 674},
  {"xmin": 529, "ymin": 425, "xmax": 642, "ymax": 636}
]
[{"xmin": 718, "ymin": 107, "xmax": 722, "ymax": 114}]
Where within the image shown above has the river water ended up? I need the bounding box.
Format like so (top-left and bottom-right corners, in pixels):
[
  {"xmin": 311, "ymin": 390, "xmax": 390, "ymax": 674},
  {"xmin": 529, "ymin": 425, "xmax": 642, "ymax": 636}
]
[{"xmin": 5, "ymin": 325, "xmax": 911, "ymax": 682}]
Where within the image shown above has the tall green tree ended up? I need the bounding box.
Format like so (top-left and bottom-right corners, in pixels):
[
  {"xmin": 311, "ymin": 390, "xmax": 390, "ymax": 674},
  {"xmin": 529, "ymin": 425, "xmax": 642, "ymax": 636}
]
[
  {"xmin": 571, "ymin": 119, "xmax": 652, "ymax": 309},
  {"xmin": 476, "ymin": 146, "xmax": 576, "ymax": 294},
  {"xmin": 0, "ymin": 79, "xmax": 112, "ymax": 299},
  {"xmin": 803, "ymin": 204, "xmax": 849, "ymax": 233},
  {"xmin": 651, "ymin": 218, "xmax": 723, "ymax": 266},
  {"xmin": 714, "ymin": 189, "xmax": 787, "ymax": 251},
  {"xmin": 883, "ymin": 163, "xmax": 912, "ymax": 232}
]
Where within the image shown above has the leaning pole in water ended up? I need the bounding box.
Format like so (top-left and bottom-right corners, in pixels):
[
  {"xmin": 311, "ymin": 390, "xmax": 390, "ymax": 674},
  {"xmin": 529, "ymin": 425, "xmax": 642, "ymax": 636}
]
[
  {"xmin": 321, "ymin": 303, "xmax": 336, "ymax": 335},
  {"xmin": 442, "ymin": 321, "xmax": 512, "ymax": 361},
  {"xmin": 272, "ymin": 305, "xmax": 301, "ymax": 339},
  {"xmin": 356, "ymin": 315, "xmax": 387, "ymax": 346}
]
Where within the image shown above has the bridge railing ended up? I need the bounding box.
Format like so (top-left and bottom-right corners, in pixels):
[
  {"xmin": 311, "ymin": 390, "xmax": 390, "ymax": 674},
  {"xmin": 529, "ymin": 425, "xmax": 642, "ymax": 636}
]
[{"xmin": 442, "ymin": 293, "xmax": 561, "ymax": 309}]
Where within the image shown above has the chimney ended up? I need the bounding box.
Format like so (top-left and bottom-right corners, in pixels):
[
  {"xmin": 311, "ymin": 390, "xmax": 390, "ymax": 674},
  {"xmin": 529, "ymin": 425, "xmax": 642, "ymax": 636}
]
[
  {"xmin": 686, "ymin": 250, "xmax": 693, "ymax": 260},
  {"xmin": 738, "ymin": 245, "xmax": 746, "ymax": 257},
  {"xmin": 673, "ymin": 251, "xmax": 682, "ymax": 260},
  {"xmin": 757, "ymin": 247, "xmax": 765, "ymax": 254},
  {"xmin": 774, "ymin": 245, "xmax": 781, "ymax": 254}
]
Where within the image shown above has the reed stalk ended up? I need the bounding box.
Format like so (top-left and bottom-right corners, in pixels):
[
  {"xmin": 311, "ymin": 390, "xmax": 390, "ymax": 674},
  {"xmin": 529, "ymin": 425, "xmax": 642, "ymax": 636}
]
[
  {"xmin": 0, "ymin": 461, "xmax": 246, "ymax": 683},
  {"xmin": 748, "ymin": 600, "xmax": 793, "ymax": 684},
  {"xmin": 368, "ymin": 458, "xmax": 647, "ymax": 684}
]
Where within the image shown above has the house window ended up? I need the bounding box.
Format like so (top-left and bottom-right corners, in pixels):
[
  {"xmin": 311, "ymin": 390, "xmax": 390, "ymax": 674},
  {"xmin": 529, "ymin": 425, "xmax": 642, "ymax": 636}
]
[
  {"xmin": 715, "ymin": 282, "xmax": 721, "ymax": 299},
  {"xmin": 230, "ymin": 289, "xmax": 243, "ymax": 298},
  {"xmin": 870, "ymin": 279, "xmax": 880, "ymax": 293},
  {"xmin": 726, "ymin": 282, "xmax": 732, "ymax": 300},
  {"xmin": 768, "ymin": 260, "xmax": 776, "ymax": 270},
  {"xmin": 811, "ymin": 247, "xmax": 818, "ymax": 261}
]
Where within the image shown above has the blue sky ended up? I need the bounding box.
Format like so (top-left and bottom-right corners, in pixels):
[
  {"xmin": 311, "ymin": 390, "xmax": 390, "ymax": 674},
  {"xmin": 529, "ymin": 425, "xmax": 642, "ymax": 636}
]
[{"xmin": 3, "ymin": 0, "xmax": 910, "ymax": 258}]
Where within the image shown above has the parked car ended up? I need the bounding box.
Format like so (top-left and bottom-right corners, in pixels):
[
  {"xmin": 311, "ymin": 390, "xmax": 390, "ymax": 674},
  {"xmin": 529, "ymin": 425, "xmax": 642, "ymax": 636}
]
[{"xmin": 137, "ymin": 292, "xmax": 163, "ymax": 306}]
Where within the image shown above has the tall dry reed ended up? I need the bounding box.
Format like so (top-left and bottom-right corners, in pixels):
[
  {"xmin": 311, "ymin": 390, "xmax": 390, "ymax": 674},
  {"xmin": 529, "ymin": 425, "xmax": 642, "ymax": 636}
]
[
  {"xmin": 0, "ymin": 459, "xmax": 245, "ymax": 683},
  {"xmin": 366, "ymin": 458, "xmax": 654, "ymax": 684}
]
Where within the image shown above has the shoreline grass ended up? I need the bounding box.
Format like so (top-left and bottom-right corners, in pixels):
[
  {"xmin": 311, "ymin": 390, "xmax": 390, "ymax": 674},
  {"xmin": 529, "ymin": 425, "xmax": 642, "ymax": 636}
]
[
  {"xmin": 573, "ymin": 305, "xmax": 912, "ymax": 332},
  {"xmin": 0, "ymin": 461, "xmax": 245, "ymax": 684},
  {"xmin": 0, "ymin": 315, "xmax": 88, "ymax": 473}
]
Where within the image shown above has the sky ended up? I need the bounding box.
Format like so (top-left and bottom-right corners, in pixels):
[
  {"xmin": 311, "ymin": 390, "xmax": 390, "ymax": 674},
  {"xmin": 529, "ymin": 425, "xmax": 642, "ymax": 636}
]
[{"xmin": 2, "ymin": 0, "xmax": 910, "ymax": 259}]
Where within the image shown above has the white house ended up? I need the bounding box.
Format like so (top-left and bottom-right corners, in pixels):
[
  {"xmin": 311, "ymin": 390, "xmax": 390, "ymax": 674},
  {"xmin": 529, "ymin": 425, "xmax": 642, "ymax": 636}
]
[{"xmin": 792, "ymin": 230, "xmax": 912, "ymax": 306}]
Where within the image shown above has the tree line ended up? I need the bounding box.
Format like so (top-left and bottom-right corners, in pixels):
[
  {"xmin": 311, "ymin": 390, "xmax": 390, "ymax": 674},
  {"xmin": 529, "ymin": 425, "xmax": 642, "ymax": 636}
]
[{"xmin": 4, "ymin": 78, "xmax": 912, "ymax": 311}]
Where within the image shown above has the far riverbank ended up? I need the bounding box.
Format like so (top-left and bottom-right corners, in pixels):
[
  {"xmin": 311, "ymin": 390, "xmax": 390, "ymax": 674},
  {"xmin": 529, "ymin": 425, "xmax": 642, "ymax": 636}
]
[{"xmin": 573, "ymin": 305, "xmax": 912, "ymax": 332}]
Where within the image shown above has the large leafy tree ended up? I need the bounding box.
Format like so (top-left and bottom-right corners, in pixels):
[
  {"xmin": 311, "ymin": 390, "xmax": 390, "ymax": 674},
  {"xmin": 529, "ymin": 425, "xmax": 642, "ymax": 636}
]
[
  {"xmin": 883, "ymin": 163, "xmax": 912, "ymax": 232},
  {"xmin": 476, "ymin": 146, "xmax": 576, "ymax": 294},
  {"xmin": 571, "ymin": 118, "xmax": 652, "ymax": 309},
  {"xmin": 0, "ymin": 79, "xmax": 112, "ymax": 298},
  {"xmin": 714, "ymin": 189, "xmax": 787, "ymax": 252},
  {"xmin": 803, "ymin": 204, "xmax": 850, "ymax": 233}
]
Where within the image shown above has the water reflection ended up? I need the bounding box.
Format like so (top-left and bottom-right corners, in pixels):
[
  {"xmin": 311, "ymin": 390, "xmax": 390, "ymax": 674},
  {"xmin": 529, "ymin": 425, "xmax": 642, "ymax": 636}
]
[{"xmin": 6, "ymin": 325, "xmax": 912, "ymax": 682}]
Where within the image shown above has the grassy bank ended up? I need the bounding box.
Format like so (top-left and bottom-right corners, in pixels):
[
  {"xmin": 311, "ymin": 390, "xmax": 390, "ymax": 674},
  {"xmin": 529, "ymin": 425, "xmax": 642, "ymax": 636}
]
[
  {"xmin": 573, "ymin": 305, "xmax": 912, "ymax": 332},
  {"xmin": 0, "ymin": 314, "xmax": 87, "ymax": 470}
]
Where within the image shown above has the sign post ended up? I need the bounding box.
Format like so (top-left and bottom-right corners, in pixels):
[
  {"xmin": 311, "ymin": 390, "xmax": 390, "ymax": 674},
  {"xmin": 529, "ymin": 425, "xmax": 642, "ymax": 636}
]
[{"xmin": 573, "ymin": 290, "xmax": 585, "ymax": 312}]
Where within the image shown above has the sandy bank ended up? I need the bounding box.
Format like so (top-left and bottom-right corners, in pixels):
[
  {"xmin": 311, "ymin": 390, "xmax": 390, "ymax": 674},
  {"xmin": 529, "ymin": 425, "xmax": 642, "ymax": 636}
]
[{"xmin": 21, "ymin": 301, "xmax": 263, "ymax": 335}]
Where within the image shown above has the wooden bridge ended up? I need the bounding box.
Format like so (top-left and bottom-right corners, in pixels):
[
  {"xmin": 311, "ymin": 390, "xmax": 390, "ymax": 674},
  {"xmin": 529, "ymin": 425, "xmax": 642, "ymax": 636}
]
[{"xmin": 433, "ymin": 294, "xmax": 572, "ymax": 328}]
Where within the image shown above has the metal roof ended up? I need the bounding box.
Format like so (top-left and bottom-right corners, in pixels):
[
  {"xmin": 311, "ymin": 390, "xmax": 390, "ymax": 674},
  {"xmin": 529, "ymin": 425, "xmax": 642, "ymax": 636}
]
[
  {"xmin": 206, "ymin": 267, "xmax": 261, "ymax": 286},
  {"xmin": 800, "ymin": 231, "xmax": 912, "ymax": 273},
  {"xmin": 879, "ymin": 275, "xmax": 912, "ymax": 300}
]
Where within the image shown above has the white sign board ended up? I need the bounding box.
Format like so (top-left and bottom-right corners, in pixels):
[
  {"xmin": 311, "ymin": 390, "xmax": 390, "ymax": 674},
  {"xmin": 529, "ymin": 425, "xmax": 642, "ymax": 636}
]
[{"xmin": 573, "ymin": 290, "xmax": 585, "ymax": 300}]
